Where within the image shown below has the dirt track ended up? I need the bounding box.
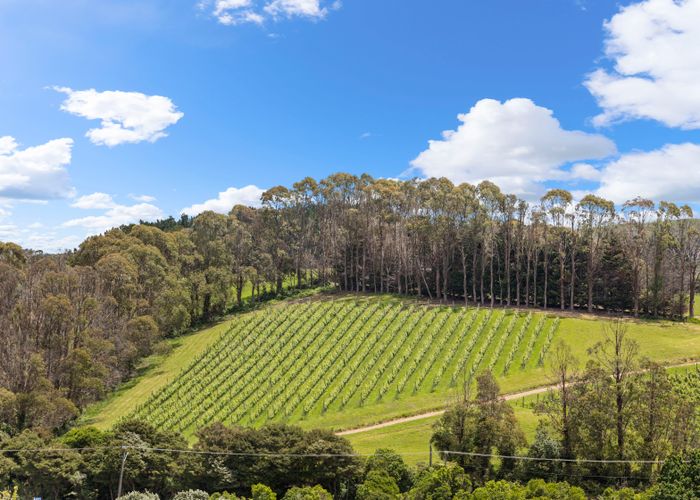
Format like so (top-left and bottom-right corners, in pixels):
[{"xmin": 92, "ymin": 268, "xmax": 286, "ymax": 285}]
[{"xmin": 336, "ymin": 361, "xmax": 699, "ymax": 436}]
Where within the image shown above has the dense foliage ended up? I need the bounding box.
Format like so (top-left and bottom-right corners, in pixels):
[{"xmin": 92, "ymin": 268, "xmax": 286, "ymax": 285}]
[{"xmin": 3, "ymin": 415, "xmax": 698, "ymax": 499}]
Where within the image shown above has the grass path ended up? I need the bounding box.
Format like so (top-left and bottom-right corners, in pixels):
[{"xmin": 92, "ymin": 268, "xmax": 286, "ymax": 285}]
[{"xmin": 337, "ymin": 383, "xmax": 562, "ymax": 436}]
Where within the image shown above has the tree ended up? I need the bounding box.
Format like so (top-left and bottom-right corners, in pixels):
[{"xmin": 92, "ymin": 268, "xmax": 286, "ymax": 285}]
[
  {"xmin": 404, "ymin": 463, "xmax": 471, "ymax": 500},
  {"xmin": 282, "ymin": 485, "xmax": 332, "ymax": 500},
  {"xmin": 590, "ymin": 319, "xmax": 638, "ymax": 469},
  {"xmin": 356, "ymin": 470, "xmax": 400, "ymax": 500},
  {"xmin": 621, "ymin": 198, "xmax": 655, "ymax": 317},
  {"xmin": 576, "ymin": 195, "xmax": 615, "ymax": 313},
  {"xmin": 651, "ymin": 450, "xmax": 700, "ymax": 499},
  {"xmin": 536, "ymin": 342, "xmax": 578, "ymax": 464},
  {"xmin": 431, "ymin": 371, "xmax": 525, "ymax": 481},
  {"xmin": 364, "ymin": 449, "xmax": 413, "ymax": 492}
]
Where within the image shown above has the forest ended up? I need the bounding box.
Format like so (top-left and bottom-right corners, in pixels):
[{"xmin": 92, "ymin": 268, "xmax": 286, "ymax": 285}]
[{"xmin": 0, "ymin": 173, "xmax": 699, "ymax": 437}]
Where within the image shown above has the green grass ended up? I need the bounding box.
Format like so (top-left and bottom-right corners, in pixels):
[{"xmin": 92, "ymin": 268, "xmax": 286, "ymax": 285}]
[
  {"xmin": 346, "ymin": 402, "xmax": 540, "ymax": 466},
  {"xmin": 80, "ymin": 319, "xmax": 233, "ymax": 429},
  {"xmin": 346, "ymin": 364, "xmax": 698, "ymax": 464},
  {"xmin": 86, "ymin": 293, "xmax": 700, "ymax": 438}
]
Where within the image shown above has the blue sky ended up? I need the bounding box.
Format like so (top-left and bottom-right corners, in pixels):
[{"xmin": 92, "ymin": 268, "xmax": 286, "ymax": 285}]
[{"xmin": 1, "ymin": 0, "xmax": 699, "ymax": 250}]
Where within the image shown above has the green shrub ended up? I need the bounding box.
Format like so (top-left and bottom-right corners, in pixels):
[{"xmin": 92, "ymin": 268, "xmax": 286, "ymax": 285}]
[
  {"xmin": 117, "ymin": 491, "xmax": 160, "ymax": 500},
  {"xmin": 172, "ymin": 490, "xmax": 210, "ymax": 500}
]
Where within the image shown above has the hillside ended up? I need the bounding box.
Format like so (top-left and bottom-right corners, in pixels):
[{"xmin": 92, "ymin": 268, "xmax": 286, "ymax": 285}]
[{"xmin": 85, "ymin": 293, "xmax": 700, "ymax": 437}]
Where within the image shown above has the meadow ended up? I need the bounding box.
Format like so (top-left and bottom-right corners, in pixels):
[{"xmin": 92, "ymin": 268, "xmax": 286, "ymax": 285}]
[{"xmin": 84, "ymin": 293, "xmax": 700, "ymax": 437}]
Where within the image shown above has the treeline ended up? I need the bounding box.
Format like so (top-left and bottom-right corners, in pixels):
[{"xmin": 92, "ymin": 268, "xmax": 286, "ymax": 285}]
[
  {"xmin": 255, "ymin": 174, "xmax": 699, "ymax": 318},
  {"xmin": 0, "ymin": 417, "xmax": 697, "ymax": 499}
]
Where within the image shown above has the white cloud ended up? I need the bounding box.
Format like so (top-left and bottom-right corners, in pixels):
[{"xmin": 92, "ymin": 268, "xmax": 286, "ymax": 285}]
[
  {"xmin": 596, "ymin": 143, "xmax": 700, "ymax": 203},
  {"xmin": 129, "ymin": 193, "xmax": 157, "ymax": 202},
  {"xmin": 585, "ymin": 0, "xmax": 700, "ymax": 129},
  {"xmin": 181, "ymin": 185, "xmax": 264, "ymax": 216},
  {"xmin": 64, "ymin": 202, "xmax": 163, "ymax": 232},
  {"xmin": 411, "ymin": 98, "xmax": 616, "ymax": 196},
  {"xmin": 0, "ymin": 224, "xmax": 19, "ymax": 240},
  {"xmin": 264, "ymin": 0, "xmax": 328, "ymax": 18},
  {"xmin": 569, "ymin": 163, "xmax": 603, "ymax": 181},
  {"xmin": 0, "ymin": 136, "xmax": 75, "ymax": 200},
  {"xmin": 71, "ymin": 192, "xmax": 117, "ymax": 210},
  {"xmin": 23, "ymin": 233, "xmax": 83, "ymax": 253},
  {"xmin": 54, "ymin": 87, "xmax": 184, "ymax": 146},
  {"xmin": 0, "ymin": 136, "xmax": 18, "ymax": 155},
  {"xmin": 202, "ymin": 0, "xmax": 337, "ymax": 25}
]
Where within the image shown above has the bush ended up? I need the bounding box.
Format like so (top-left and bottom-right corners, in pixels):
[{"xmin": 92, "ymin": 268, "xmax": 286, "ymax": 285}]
[
  {"xmin": 0, "ymin": 486, "xmax": 18, "ymax": 500},
  {"xmin": 172, "ymin": 490, "xmax": 210, "ymax": 500},
  {"xmin": 117, "ymin": 492, "xmax": 160, "ymax": 500},
  {"xmin": 405, "ymin": 463, "xmax": 471, "ymax": 500},
  {"xmin": 364, "ymin": 448, "xmax": 413, "ymax": 492},
  {"xmin": 252, "ymin": 484, "xmax": 277, "ymax": 500},
  {"xmin": 356, "ymin": 470, "xmax": 400, "ymax": 499},
  {"xmin": 282, "ymin": 485, "xmax": 332, "ymax": 500}
]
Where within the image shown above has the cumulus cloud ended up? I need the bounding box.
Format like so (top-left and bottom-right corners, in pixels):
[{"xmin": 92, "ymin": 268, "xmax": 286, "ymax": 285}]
[
  {"xmin": 129, "ymin": 193, "xmax": 157, "ymax": 202},
  {"xmin": 54, "ymin": 87, "xmax": 184, "ymax": 146},
  {"xmin": 596, "ymin": 143, "xmax": 700, "ymax": 203},
  {"xmin": 181, "ymin": 185, "xmax": 264, "ymax": 216},
  {"xmin": 0, "ymin": 136, "xmax": 75, "ymax": 200},
  {"xmin": 410, "ymin": 98, "xmax": 616, "ymax": 196},
  {"xmin": 202, "ymin": 0, "xmax": 337, "ymax": 25},
  {"xmin": 64, "ymin": 201, "xmax": 163, "ymax": 232},
  {"xmin": 569, "ymin": 163, "xmax": 603, "ymax": 181},
  {"xmin": 585, "ymin": 0, "xmax": 700, "ymax": 129},
  {"xmin": 71, "ymin": 192, "xmax": 117, "ymax": 210}
]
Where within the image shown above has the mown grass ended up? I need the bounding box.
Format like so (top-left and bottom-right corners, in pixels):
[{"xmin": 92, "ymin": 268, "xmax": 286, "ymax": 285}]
[
  {"xmin": 346, "ymin": 402, "xmax": 541, "ymax": 466},
  {"xmin": 346, "ymin": 364, "xmax": 698, "ymax": 465},
  {"xmin": 80, "ymin": 285, "xmax": 323, "ymax": 429},
  {"xmin": 84, "ymin": 292, "xmax": 700, "ymax": 437}
]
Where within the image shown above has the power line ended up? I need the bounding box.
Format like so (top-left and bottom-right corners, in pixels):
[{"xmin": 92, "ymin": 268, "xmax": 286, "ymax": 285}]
[
  {"xmin": 0, "ymin": 445, "xmax": 679, "ymax": 464},
  {"xmin": 439, "ymin": 450, "xmax": 666, "ymax": 465}
]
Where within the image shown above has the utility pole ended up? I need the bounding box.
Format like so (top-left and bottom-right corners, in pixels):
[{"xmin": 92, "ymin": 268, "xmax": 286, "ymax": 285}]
[{"xmin": 117, "ymin": 447, "xmax": 129, "ymax": 498}]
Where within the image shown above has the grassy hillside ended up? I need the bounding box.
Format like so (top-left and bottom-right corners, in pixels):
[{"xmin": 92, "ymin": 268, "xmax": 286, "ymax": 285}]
[
  {"xmin": 347, "ymin": 363, "xmax": 700, "ymax": 465},
  {"xmin": 85, "ymin": 294, "xmax": 700, "ymax": 437}
]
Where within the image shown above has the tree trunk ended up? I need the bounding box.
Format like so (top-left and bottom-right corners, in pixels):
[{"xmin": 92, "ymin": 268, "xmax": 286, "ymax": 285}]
[{"xmin": 587, "ymin": 254, "xmax": 594, "ymax": 313}]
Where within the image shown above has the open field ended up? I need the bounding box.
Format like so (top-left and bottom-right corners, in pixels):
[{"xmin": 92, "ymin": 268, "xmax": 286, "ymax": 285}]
[{"xmin": 85, "ymin": 293, "xmax": 700, "ymax": 437}]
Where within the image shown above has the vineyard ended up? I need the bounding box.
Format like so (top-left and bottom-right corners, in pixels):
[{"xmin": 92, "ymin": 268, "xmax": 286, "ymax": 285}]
[{"xmin": 129, "ymin": 297, "xmax": 561, "ymax": 435}]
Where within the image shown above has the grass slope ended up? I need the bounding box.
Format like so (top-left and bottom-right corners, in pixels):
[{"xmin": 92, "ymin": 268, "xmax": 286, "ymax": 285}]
[
  {"xmin": 86, "ymin": 293, "xmax": 700, "ymax": 437},
  {"xmin": 347, "ymin": 364, "xmax": 700, "ymax": 465}
]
